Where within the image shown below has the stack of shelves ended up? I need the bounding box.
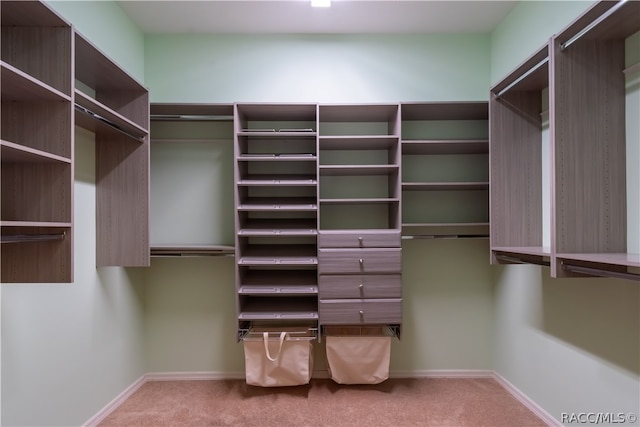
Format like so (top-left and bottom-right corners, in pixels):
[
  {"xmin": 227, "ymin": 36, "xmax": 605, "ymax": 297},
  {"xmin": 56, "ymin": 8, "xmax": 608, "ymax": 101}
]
[
  {"xmin": 1, "ymin": 1, "xmax": 74, "ymax": 282},
  {"xmin": 74, "ymin": 31, "xmax": 150, "ymax": 267},
  {"xmin": 234, "ymin": 104, "xmax": 319, "ymax": 336},
  {"xmin": 401, "ymin": 102, "xmax": 489, "ymax": 239},
  {"xmin": 317, "ymin": 104, "xmax": 402, "ymax": 334}
]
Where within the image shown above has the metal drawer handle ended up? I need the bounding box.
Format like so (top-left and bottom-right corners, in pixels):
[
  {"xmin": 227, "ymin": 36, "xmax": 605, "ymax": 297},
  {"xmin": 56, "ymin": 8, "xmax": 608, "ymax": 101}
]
[
  {"xmin": 359, "ymin": 310, "xmax": 364, "ymax": 316},
  {"xmin": 359, "ymin": 258, "xmax": 363, "ymax": 268},
  {"xmin": 358, "ymin": 236, "xmax": 363, "ymax": 247}
]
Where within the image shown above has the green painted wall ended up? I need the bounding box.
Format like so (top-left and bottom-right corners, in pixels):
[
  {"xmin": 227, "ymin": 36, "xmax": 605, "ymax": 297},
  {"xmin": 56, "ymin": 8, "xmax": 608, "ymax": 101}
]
[{"xmin": 144, "ymin": 33, "xmax": 490, "ymax": 103}]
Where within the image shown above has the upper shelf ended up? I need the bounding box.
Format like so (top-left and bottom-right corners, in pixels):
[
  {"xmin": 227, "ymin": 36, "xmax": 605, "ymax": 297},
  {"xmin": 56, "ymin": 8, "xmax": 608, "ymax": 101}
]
[
  {"xmin": 74, "ymin": 31, "xmax": 149, "ymax": 134},
  {"xmin": 75, "ymin": 90, "xmax": 147, "ymax": 141},
  {"xmin": 1, "ymin": 62, "xmax": 71, "ymax": 102},
  {"xmin": 401, "ymin": 102, "xmax": 488, "ymax": 121}
]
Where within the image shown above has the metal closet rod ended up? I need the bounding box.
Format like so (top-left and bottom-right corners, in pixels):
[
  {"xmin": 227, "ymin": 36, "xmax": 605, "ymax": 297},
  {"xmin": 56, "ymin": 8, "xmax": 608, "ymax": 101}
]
[
  {"xmin": 495, "ymin": 57, "xmax": 549, "ymax": 99},
  {"xmin": 560, "ymin": 0, "xmax": 628, "ymax": 51},
  {"xmin": 150, "ymin": 114, "xmax": 234, "ymax": 121},
  {"xmin": 495, "ymin": 253, "xmax": 550, "ymax": 267},
  {"xmin": 74, "ymin": 104, "xmax": 145, "ymax": 142},
  {"xmin": 1, "ymin": 232, "xmax": 66, "ymax": 243},
  {"xmin": 562, "ymin": 263, "xmax": 640, "ymax": 282}
]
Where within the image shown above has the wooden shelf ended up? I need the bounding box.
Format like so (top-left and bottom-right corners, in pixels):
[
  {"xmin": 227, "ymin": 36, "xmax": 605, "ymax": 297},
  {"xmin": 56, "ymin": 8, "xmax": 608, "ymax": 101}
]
[
  {"xmin": 557, "ymin": 253, "xmax": 640, "ymax": 268},
  {"xmin": 319, "ymin": 136, "xmax": 399, "ymax": 150},
  {"xmin": 150, "ymin": 245, "xmax": 235, "ymax": 257},
  {"xmin": 402, "ymin": 139, "xmax": 488, "ymax": 155},
  {"xmin": 1, "ymin": 140, "xmax": 71, "ymax": 164},
  {"xmin": 1, "ymin": 62, "xmax": 71, "ymax": 102},
  {"xmin": 402, "ymin": 182, "xmax": 489, "ymax": 191},
  {"xmin": 75, "ymin": 90, "xmax": 147, "ymax": 141},
  {"xmin": 320, "ymin": 165, "xmax": 399, "ymax": 176}
]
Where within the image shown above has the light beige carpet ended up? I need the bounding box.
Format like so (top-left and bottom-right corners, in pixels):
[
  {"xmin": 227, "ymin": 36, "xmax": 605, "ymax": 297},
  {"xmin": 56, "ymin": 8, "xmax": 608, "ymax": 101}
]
[{"xmin": 98, "ymin": 378, "xmax": 548, "ymax": 426}]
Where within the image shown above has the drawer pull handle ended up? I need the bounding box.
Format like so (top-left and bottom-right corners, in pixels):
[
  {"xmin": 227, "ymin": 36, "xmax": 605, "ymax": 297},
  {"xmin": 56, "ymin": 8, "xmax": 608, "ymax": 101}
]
[
  {"xmin": 358, "ymin": 237, "xmax": 363, "ymax": 247},
  {"xmin": 359, "ymin": 310, "xmax": 364, "ymax": 316},
  {"xmin": 359, "ymin": 258, "xmax": 363, "ymax": 268},
  {"xmin": 359, "ymin": 283, "xmax": 364, "ymax": 289}
]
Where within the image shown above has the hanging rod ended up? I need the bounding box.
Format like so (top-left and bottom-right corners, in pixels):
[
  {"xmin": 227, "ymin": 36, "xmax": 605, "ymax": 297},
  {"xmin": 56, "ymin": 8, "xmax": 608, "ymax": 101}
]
[
  {"xmin": 495, "ymin": 57, "xmax": 549, "ymax": 98},
  {"xmin": 562, "ymin": 263, "xmax": 639, "ymax": 282},
  {"xmin": 150, "ymin": 114, "xmax": 234, "ymax": 121},
  {"xmin": 1, "ymin": 232, "xmax": 66, "ymax": 243},
  {"xmin": 402, "ymin": 235, "xmax": 489, "ymax": 240},
  {"xmin": 75, "ymin": 104, "xmax": 146, "ymax": 142},
  {"xmin": 495, "ymin": 253, "xmax": 550, "ymax": 267},
  {"xmin": 560, "ymin": 0, "xmax": 628, "ymax": 51}
]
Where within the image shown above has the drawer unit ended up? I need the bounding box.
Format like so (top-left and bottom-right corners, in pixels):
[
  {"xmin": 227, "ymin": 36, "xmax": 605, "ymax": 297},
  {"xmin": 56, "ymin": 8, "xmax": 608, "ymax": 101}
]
[
  {"xmin": 319, "ymin": 299, "xmax": 402, "ymax": 324},
  {"xmin": 318, "ymin": 248, "xmax": 401, "ymax": 274},
  {"xmin": 319, "ymin": 274, "xmax": 401, "ymax": 299},
  {"xmin": 318, "ymin": 231, "xmax": 401, "ymax": 248}
]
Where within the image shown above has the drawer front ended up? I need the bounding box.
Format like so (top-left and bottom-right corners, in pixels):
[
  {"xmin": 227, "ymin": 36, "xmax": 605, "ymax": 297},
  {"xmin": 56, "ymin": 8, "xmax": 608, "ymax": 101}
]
[
  {"xmin": 319, "ymin": 299, "xmax": 402, "ymax": 324},
  {"xmin": 318, "ymin": 249, "xmax": 401, "ymax": 274},
  {"xmin": 319, "ymin": 274, "xmax": 401, "ymax": 299},
  {"xmin": 318, "ymin": 231, "xmax": 400, "ymax": 248}
]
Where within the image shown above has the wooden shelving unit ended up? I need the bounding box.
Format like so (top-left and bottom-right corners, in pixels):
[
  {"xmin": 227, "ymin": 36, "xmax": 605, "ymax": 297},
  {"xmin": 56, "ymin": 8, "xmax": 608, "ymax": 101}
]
[
  {"xmin": 317, "ymin": 104, "xmax": 402, "ymax": 335},
  {"xmin": 401, "ymin": 102, "xmax": 489, "ymax": 239},
  {"xmin": 233, "ymin": 103, "xmax": 319, "ymax": 335},
  {"xmin": 490, "ymin": 0, "xmax": 640, "ymax": 281},
  {"xmin": 74, "ymin": 31, "xmax": 150, "ymax": 267},
  {"xmin": 1, "ymin": 0, "xmax": 74, "ymax": 282},
  {"xmin": 490, "ymin": 45, "xmax": 550, "ymax": 265}
]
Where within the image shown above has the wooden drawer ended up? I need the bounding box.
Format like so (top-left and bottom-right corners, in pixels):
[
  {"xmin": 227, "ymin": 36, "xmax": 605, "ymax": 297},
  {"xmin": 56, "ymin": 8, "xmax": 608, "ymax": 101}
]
[
  {"xmin": 318, "ymin": 231, "xmax": 400, "ymax": 248},
  {"xmin": 319, "ymin": 274, "xmax": 401, "ymax": 299},
  {"xmin": 319, "ymin": 299, "xmax": 402, "ymax": 324},
  {"xmin": 318, "ymin": 248, "xmax": 401, "ymax": 274}
]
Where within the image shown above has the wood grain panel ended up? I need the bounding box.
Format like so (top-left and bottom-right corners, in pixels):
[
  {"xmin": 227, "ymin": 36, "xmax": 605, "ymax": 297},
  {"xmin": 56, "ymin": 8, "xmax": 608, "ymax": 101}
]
[
  {"xmin": 319, "ymin": 274, "xmax": 401, "ymax": 299},
  {"xmin": 489, "ymin": 91, "xmax": 543, "ymax": 252},
  {"xmin": 318, "ymin": 230, "xmax": 401, "ymax": 248},
  {"xmin": 319, "ymin": 299, "xmax": 402, "ymax": 325},
  {"xmin": 318, "ymin": 248, "xmax": 401, "ymax": 274},
  {"xmin": 1, "ymin": 226, "xmax": 72, "ymax": 282},
  {"xmin": 96, "ymin": 131, "xmax": 149, "ymax": 266},
  {"xmin": 1, "ymin": 26, "xmax": 72, "ymax": 95},
  {"xmin": 1, "ymin": 161, "xmax": 72, "ymax": 223},
  {"xmin": 553, "ymin": 39, "xmax": 626, "ymax": 258}
]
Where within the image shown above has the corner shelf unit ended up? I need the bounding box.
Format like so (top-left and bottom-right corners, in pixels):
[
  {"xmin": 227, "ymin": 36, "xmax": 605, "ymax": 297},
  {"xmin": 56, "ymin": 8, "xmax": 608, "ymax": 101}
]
[
  {"xmin": 233, "ymin": 104, "xmax": 319, "ymax": 336},
  {"xmin": 1, "ymin": 1, "xmax": 74, "ymax": 282},
  {"xmin": 401, "ymin": 102, "xmax": 489, "ymax": 239},
  {"xmin": 74, "ymin": 31, "xmax": 150, "ymax": 267},
  {"xmin": 490, "ymin": 0, "xmax": 640, "ymax": 281}
]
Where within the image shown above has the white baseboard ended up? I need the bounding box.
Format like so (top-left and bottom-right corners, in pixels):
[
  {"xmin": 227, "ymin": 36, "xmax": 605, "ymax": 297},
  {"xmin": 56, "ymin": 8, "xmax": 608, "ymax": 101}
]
[
  {"xmin": 493, "ymin": 372, "xmax": 561, "ymax": 427},
  {"xmin": 83, "ymin": 375, "xmax": 146, "ymax": 427},
  {"xmin": 85, "ymin": 370, "xmax": 557, "ymax": 426},
  {"xmin": 391, "ymin": 369, "xmax": 494, "ymax": 378}
]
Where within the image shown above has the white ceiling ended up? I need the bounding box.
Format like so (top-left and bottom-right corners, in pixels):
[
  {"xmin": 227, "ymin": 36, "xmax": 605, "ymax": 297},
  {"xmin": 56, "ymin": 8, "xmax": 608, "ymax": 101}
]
[{"xmin": 117, "ymin": 0, "xmax": 518, "ymax": 34}]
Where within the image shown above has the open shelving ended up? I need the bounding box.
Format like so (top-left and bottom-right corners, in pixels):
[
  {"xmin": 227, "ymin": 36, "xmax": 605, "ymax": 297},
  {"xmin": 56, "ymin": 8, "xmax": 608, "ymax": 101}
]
[
  {"xmin": 1, "ymin": 0, "xmax": 74, "ymax": 282},
  {"xmin": 74, "ymin": 31, "xmax": 150, "ymax": 267},
  {"xmin": 402, "ymin": 102, "xmax": 489, "ymax": 239},
  {"xmin": 233, "ymin": 103, "xmax": 319, "ymax": 335},
  {"xmin": 150, "ymin": 103, "xmax": 235, "ymax": 256}
]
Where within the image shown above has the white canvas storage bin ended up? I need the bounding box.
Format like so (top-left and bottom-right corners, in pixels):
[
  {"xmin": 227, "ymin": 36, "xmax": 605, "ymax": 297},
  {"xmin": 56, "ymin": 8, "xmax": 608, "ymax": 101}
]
[
  {"xmin": 325, "ymin": 326, "xmax": 392, "ymax": 385},
  {"xmin": 242, "ymin": 327, "xmax": 315, "ymax": 387}
]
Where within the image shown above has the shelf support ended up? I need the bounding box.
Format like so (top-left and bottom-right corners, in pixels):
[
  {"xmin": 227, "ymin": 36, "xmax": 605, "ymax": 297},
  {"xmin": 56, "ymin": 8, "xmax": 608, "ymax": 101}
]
[{"xmin": 562, "ymin": 263, "xmax": 639, "ymax": 282}]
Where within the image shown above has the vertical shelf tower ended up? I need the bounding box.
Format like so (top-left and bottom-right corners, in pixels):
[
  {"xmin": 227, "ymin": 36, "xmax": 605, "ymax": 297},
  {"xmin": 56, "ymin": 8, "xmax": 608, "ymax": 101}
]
[
  {"xmin": 317, "ymin": 104, "xmax": 402, "ymax": 336},
  {"xmin": 233, "ymin": 104, "xmax": 319, "ymax": 337},
  {"xmin": 1, "ymin": 1, "xmax": 74, "ymax": 283}
]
